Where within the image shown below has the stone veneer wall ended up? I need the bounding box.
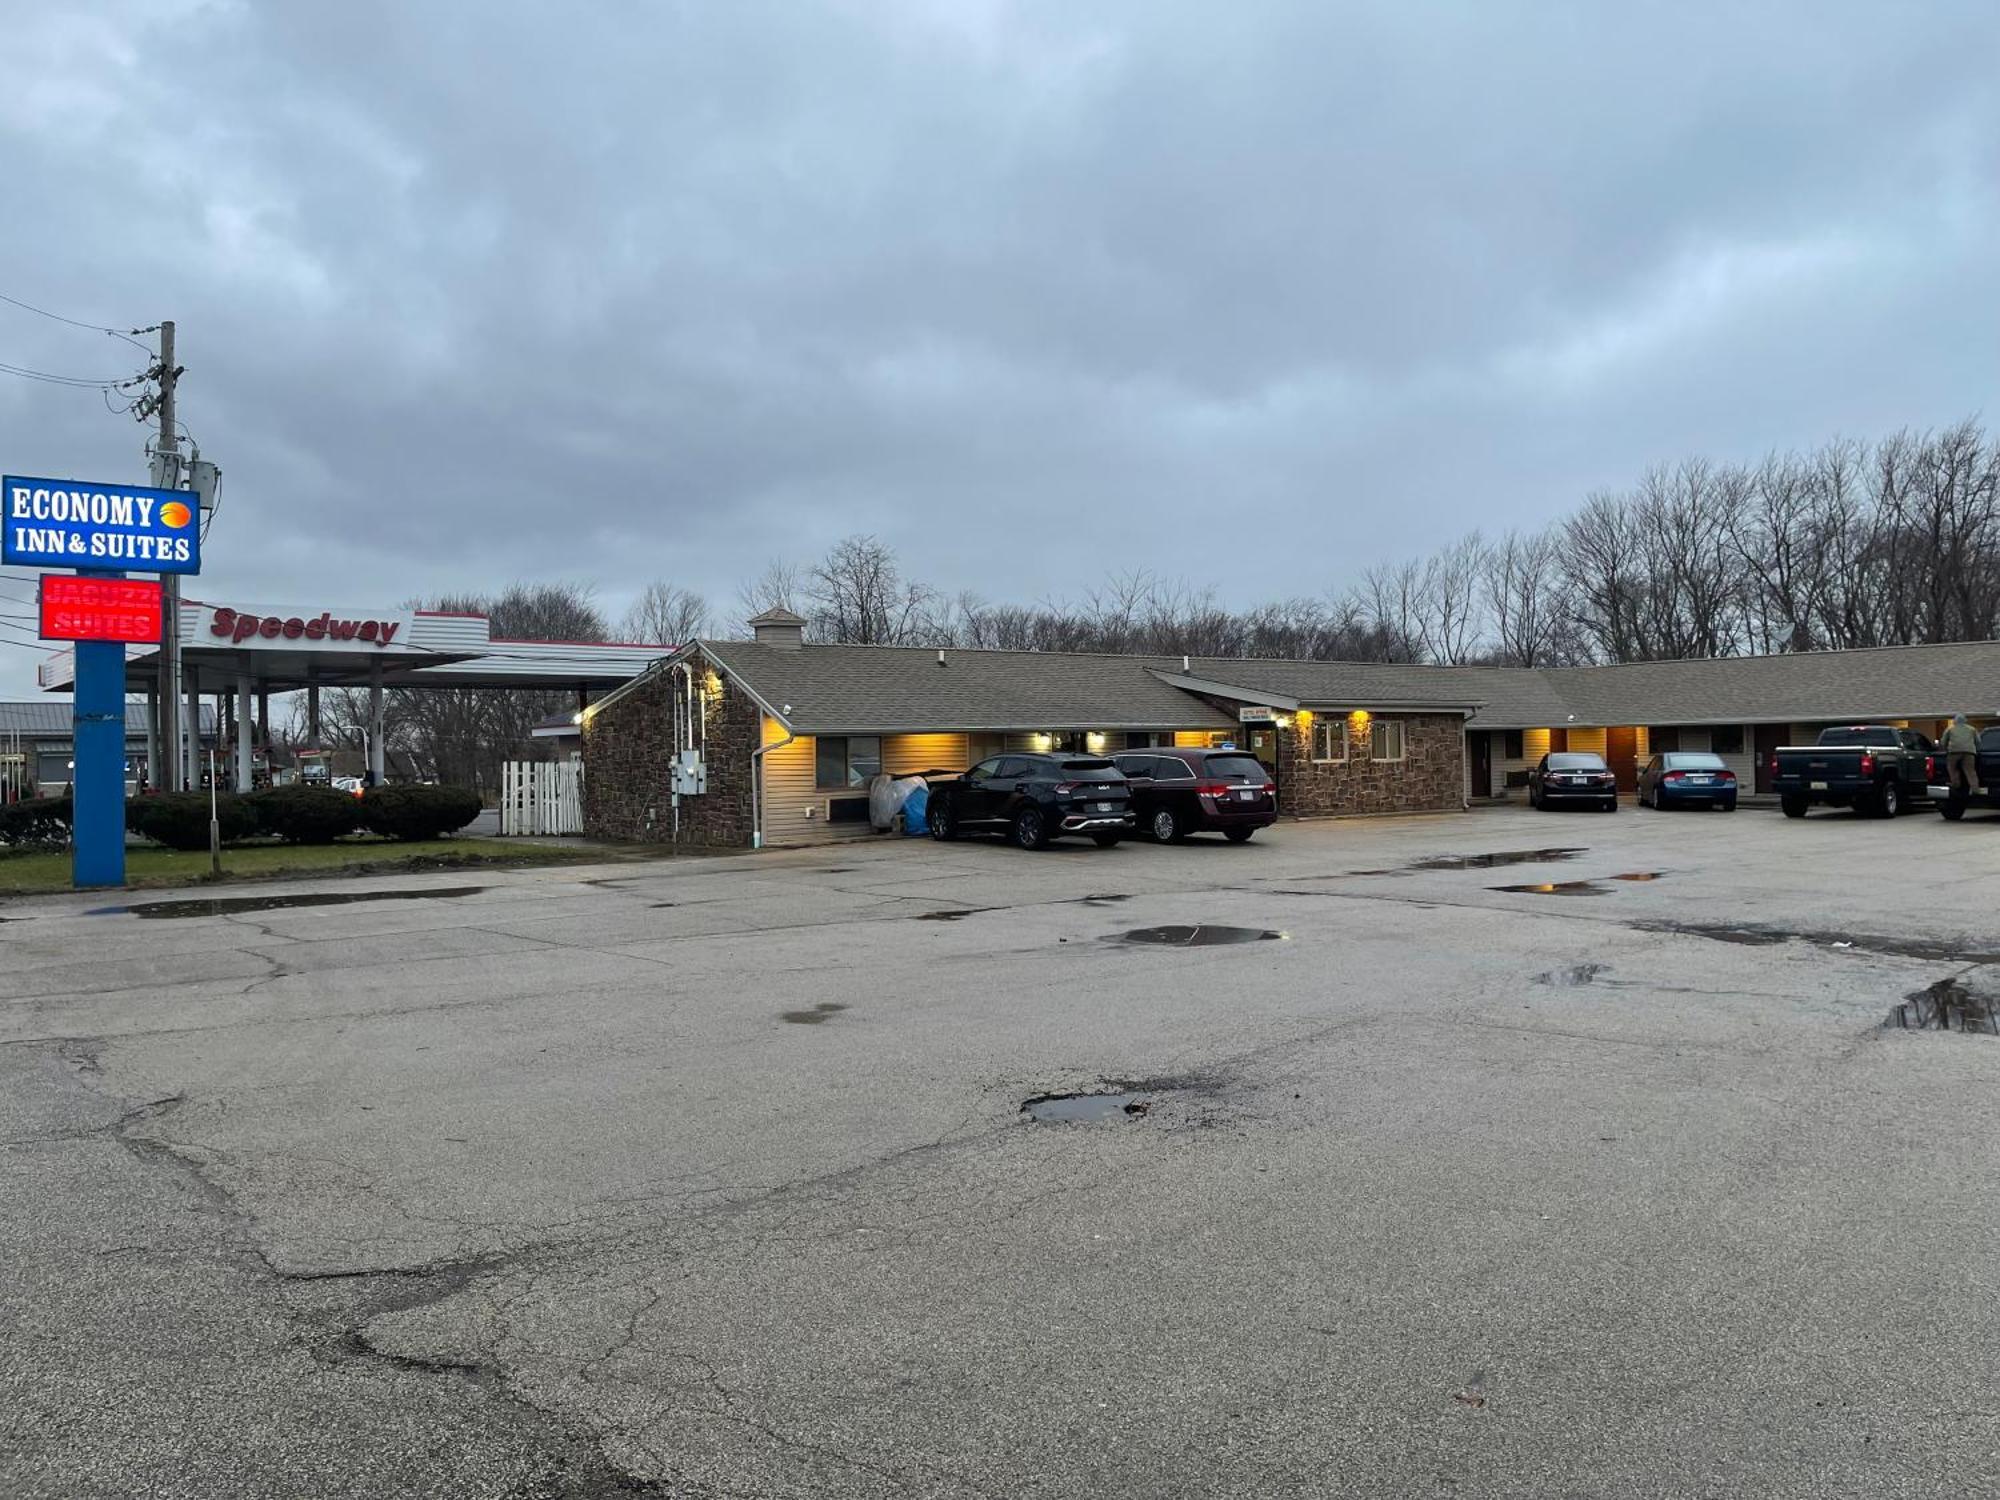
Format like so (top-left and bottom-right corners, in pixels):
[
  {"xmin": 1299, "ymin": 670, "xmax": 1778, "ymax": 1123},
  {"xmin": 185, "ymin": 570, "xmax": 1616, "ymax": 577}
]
[
  {"xmin": 581, "ymin": 649, "xmax": 758, "ymax": 847},
  {"xmin": 1274, "ymin": 712, "xmax": 1466, "ymax": 816}
]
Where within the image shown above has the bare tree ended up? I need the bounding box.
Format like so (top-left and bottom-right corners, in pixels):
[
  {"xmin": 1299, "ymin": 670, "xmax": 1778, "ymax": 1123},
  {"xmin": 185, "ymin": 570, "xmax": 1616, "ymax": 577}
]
[
  {"xmin": 387, "ymin": 582, "xmax": 608, "ymax": 793},
  {"xmin": 621, "ymin": 582, "xmax": 709, "ymax": 645},
  {"xmin": 1484, "ymin": 528, "xmax": 1572, "ymax": 665},
  {"xmin": 736, "ymin": 559, "xmax": 802, "ymax": 632},
  {"xmin": 800, "ymin": 535, "xmax": 938, "ymax": 644}
]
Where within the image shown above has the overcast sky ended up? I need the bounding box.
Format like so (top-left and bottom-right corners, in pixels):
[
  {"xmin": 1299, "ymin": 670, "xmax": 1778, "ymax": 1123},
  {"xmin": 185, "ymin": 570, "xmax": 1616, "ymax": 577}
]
[{"xmin": 2, "ymin": 1, "xmax": 1996, "ymax": 694}]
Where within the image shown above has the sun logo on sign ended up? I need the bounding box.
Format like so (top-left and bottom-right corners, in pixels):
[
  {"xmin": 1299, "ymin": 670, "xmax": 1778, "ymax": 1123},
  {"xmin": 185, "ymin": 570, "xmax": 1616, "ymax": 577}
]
[{"xmin": 159, "ymin": 501, "xmax": 193, "ymax": 529}]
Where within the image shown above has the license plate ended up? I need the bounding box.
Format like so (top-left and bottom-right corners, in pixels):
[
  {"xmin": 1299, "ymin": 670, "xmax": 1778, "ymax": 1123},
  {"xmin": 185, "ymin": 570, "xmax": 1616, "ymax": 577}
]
[
  {"xmin": 1093, "ymin": 801, "xmax": 1114, "ymax": 812},
  {"xmin": 1811, "ymin": 780, "xmax": 1828, "ymax": 790},
  {"xmin": 1237, "ymin": 788, "xmax": 1258, "ymax": 800},
  {"xmin": 1688, "ymin": 776, "xmax": 1712, "ymax": 785}
]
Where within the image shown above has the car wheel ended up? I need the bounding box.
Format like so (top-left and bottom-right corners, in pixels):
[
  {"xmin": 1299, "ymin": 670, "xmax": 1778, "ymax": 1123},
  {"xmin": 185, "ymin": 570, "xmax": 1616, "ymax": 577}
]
[
  {"xmin": 1012, "ymin": 806, "xmax": 1050, "ymax": 850},
  {"xmin": 1781, "ymin": 794, "xmax": 1809, "ymax": 819},
  {"xmin": 1602, "ymin": 800, "xmax": 1618, "ymax": 813},
  {"xmin": 1150, "ymin": 807, "xmax": 1184, "ymax": 843},
  {"xmin": 1942, "ymin": 793, "xmax": 1967, "ymax": 822},
  {"xmin": 1722, "ymin": 798, "xmax": 1737, "ymax": 812},
  {"xmin": 1528, "ymin": 786, "xmax": 1541, "ymax": 810},
  {"xmin": 1877, "ymin": 781, "xmax": 1902, "ymax": 818},
  {"xmin": 927, "ymin": 799, "xmax": 957, "ymax": 840},
  {"xmin": 1224, "ymin": 827, "xmax": 1255, "ymax": 843},
  {"xmin": 1091, "ymin": 832, "xmax": 1122, "ymax": 848}
]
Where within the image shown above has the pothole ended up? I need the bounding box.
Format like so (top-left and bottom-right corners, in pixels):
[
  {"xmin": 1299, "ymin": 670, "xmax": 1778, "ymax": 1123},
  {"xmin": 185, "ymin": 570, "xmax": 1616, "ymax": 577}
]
[
  {"xmin": 1889, "ymin": 978, "xmax": 1998, "ymax": 1035},
  {"xmin": 92, "ymin": 886, "xmax": 488, "ymax": 919},
  {"xmin": 1114, "ymin": 924, "xmax": 1285, "ymax": 946},
  {"xmin": 1022, "ymin": 1090, "xmax": 1154, "ymax": 1123},
  {"xmin": 779, "ymin": 1003, "xmax": 848, "ymax": 1026},
  {"xmin": 1536, "ymin": 962, "xmax": 1610, "ymax": 986}
]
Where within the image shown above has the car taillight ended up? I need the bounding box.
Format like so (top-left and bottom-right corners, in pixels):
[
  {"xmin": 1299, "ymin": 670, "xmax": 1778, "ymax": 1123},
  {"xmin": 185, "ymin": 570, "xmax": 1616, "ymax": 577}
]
[
  {"xmin": 1718, "ymin": 770, "xmax": 1736, "ymax": 782},
  {"xmin": 1195, "ymin": 781, "xmax": 1230, "ymax": 797},
  {"xmin": 1860, "ymin": 752, "xmax": 1875, "ymax": 776},
  {"xmin": 1261, "ymin": 782, "xmax": 1276, "ymax": 794},
  {"xmin": 1926, "ymin": 756, "xmax": 1937, "ymax": 781},
  {"xmin": 1662, "ymin": 770, "xmax": 1685, "ymax": 782}
]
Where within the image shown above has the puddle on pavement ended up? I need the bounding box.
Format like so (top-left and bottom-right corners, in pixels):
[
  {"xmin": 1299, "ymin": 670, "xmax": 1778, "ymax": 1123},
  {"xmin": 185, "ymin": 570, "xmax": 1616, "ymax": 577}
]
[
  {"xmin": 1115, "ymin": 924, "xmax": 1286, "ymax": 946},
  {"xmin": 914, "ymin": 907, "xmax": 998, "ymax": 922},
  {"xmin": 92, "ymin": 886, "xmax": 487, "ymax": 919},
  {"xmin": 1889, "ymin": 978, "xmax": 1998, "ymax": 1035},
  {"xmin": 1409, "ymin": 847, "xmax": 1587, "ymax": 871},
  {"xmin": 1067, "ymin": 893, "xmax": 1133, "ymax": 905},
  {"xmin": 1490, "ymin": 880, "xmax": 1612, "ymax": 897},
  {"xmin": 1022, "ymin": 1090, "xmax": 1153, "ymax": 1123},
  {"xmin": 1609, "ymin": 872, "xmax": 1665, "ymax": 882},
  {"xmin": 780, "ymin": 1003, "xmax": 848, "ymax": 1026}
]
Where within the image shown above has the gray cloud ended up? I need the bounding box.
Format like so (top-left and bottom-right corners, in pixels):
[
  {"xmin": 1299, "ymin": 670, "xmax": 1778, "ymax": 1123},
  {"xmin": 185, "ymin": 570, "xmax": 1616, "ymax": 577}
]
[{"xmin": 1, "ymin": 1, "xmax": 1996, "ymax": 692}]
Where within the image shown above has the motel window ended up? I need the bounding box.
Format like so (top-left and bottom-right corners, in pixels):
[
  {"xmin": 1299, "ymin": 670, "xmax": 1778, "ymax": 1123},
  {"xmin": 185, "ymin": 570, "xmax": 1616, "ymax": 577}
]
[
  {"xmin": 1312, "ymin": 719, "xmax": 1348, "ymax": 762},
  {"xmin": 1503, "ymin": 730, "xmax": 1524, "ymax": 760},
  {"xmin": 814, "ymin": 735, "xmax": 882, "ymax": 789},
  {"xmin": 1371, "ymin": 719, "xmax": 1406, "ymax": 762},
  {"xmin": 1710, "ymin": 724, "xmax": 1745, "ymax": 755}
]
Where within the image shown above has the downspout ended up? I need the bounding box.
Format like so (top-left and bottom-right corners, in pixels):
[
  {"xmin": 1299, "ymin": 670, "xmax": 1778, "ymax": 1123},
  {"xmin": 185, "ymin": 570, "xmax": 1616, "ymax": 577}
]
[{"xmin": 751, "ymin": 724, "xmax": 793, "ymax": 851}]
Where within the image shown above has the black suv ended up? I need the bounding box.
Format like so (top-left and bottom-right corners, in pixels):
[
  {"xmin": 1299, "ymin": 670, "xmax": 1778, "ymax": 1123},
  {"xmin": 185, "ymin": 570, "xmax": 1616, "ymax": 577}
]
[
  {"xmin": 926, "ymin": 753, "xmax": 1134, "ymax": 849},
  {"xmin": 1111, "ymin": 749, "xmax": 1276, "ymax": 842}
]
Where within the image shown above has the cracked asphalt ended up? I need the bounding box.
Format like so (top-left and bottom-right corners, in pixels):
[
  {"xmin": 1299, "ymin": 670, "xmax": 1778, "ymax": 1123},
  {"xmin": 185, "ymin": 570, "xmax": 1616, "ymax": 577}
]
[{"xmin": 3, "ymin": 804, "xmax": 1997, "ymax": 1498}]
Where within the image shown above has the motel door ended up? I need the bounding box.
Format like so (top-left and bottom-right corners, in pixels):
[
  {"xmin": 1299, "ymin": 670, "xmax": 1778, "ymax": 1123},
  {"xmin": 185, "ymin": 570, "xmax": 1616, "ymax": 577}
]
[
  {"xmin": 1246, "ymin": 726, "xmax": 1280, "ymax": 800},
  {"xmin": 1469, "ymin": 732, "xmax": 1493, "ymax": 798}
]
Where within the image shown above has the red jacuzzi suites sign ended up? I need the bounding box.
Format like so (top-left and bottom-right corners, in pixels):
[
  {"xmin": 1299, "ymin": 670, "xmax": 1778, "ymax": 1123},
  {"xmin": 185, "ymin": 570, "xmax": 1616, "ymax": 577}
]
[{"xmin": 207, "ymin": 606, "xmax": 411, "ymax": 649}]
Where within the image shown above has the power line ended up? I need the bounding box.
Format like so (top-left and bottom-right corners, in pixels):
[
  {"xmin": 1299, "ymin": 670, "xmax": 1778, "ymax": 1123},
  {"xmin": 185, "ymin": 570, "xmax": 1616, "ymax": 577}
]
[
  {"xmin": 0, "ymin": 356, "xmax": 146, "ymax": 390},
  {"xmin": 0, "ymin": 290, "xmax": 157, "ymax": 354}
]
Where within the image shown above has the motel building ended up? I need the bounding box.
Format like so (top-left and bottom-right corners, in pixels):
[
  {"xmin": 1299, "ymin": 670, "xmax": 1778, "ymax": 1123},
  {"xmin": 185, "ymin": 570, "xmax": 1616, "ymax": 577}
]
[{"xmin": 579, "ymin": 612, "xmax": 2000, "ymax": 850}]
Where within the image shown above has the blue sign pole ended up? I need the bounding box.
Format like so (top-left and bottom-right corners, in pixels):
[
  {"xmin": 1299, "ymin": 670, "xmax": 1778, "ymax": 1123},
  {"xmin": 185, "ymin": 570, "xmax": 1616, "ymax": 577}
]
[{"xmin": 71, "ymin": 632, "xmax": 127, "ymax": 888}]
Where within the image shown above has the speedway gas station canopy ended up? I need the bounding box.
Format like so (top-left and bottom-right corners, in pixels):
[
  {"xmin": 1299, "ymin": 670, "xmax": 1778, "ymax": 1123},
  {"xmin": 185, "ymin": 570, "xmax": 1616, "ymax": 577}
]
[{"xmin": 37, "ymin": 598, "xmax": 675, "ymax": 695}]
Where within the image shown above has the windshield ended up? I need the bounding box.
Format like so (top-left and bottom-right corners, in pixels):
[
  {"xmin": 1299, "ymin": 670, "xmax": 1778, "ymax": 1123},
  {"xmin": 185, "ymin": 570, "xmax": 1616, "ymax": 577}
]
[
  {"xmin": 1664, "ymin": 753, "xmax": 1726, "ymax": 770},
  {"xmin": 1547, "ymin": 753, "xmax": 1607, "ymax": 770},
  {"xmin": 1201, "ymin": 755, "xmax": 1270, "ymax": 784},
  {"xmin": 1817, "ymin": 727, "xmax": 1899, "ymax": 746}
]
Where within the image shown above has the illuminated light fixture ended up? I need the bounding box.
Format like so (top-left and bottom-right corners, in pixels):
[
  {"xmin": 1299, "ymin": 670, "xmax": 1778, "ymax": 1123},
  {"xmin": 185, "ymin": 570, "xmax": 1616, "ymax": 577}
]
[
  {"xmin": 1085, "ymin": 731, "xmax": 1107, "ymax": 753},
  {"xmin": 1273, "ymin": 715, "xmax": 1292, "ymax": 729},
  {"xmin": 571, "ymin": 711, "xmax": 583, "ymax": 724},
  {"xmin": 1348, "ymin": 709, "xmax": 1371, "ymax": 725}
]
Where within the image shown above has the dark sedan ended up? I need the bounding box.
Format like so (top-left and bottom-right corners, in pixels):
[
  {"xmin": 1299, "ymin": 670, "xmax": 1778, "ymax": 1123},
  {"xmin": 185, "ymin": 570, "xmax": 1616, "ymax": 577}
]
[
  {"xmin": 1639, "ymin": 751, "xmax": 1738, "ymax": 811},
  {"xmin": 1528, "ymin": 751, "xmax": 1618, "ymax": 812}
]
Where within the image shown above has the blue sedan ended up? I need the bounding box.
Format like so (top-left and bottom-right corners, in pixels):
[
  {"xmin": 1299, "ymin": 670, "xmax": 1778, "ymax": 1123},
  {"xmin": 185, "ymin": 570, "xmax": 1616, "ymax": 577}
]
[{"xmin": 1639, "ymin": 752, "xmax": 1738, "ymax": 811}]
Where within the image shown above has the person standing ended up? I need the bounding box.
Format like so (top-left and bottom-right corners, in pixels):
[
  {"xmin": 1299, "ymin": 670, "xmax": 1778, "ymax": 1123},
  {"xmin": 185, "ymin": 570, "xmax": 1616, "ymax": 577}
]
[{"xmin": 1941, "ymin": 713, "xmax": 1980, "ymax": 796}]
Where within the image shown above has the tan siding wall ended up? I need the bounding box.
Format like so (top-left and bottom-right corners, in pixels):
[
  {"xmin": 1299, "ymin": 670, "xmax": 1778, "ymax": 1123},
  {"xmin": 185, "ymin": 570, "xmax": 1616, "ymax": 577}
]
[
  {"xmin": 884, "ymin": 734, "xmax": 969, "ymax": 775},
  {"xmin": 1566, "ymin": 726, "xmax": 1608, "ymax": 757},
  {"xmin": 761, "ymin": 728, "xmax": 975, "ymax": 847},
  {"xmin": 759, "ymin": 721, "xmax": 858, "ymax": 847}
]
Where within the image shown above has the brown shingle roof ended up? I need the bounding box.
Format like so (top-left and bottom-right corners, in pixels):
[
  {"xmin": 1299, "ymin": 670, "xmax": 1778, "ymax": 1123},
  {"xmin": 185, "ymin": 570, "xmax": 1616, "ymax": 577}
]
[{"xmin": 663, "ymin": 637, "xmax": 2000, "ymax": 737}]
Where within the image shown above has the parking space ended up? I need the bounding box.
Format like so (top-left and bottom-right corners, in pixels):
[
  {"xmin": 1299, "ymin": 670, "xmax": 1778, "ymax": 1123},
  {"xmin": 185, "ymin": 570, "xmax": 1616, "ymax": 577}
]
[{"xmin": 5, "ymin": 806, "xmax": 1997, "ymax": 1498}]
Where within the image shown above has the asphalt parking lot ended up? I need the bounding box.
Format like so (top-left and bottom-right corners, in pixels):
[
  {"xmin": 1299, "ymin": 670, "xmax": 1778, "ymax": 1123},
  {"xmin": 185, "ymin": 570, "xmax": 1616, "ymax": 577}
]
[{"xmin": 4, "ymin": 802, "xmax": 1998, "ymax": 1499}]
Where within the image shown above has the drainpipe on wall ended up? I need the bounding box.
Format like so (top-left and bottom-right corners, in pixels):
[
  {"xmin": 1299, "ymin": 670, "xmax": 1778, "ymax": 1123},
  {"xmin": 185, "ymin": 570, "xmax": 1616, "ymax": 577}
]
[{"xmin": 750, "ymin": 725, "xmax": 794, "ymax": 851}]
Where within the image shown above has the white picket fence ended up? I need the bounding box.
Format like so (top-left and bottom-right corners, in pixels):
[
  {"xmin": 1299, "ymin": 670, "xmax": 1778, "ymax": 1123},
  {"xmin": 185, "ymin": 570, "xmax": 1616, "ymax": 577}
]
[{"xmin": 500, "ymin": 759, "xmax": 583, "ymax": 836}]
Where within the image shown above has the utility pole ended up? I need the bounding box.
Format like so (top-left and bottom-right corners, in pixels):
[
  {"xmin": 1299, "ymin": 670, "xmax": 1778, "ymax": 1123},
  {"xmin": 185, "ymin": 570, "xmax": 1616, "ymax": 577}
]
[{"xmin": 150, "ymin": 320, "xmax": 182, "ymax": 790}]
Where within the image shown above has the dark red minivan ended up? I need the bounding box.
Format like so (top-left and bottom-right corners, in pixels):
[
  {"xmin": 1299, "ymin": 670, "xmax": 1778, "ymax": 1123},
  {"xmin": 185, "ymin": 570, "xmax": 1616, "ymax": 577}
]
[{"xmin": 1111, "ymin": 749, "xmax": 1278, "ymax": 843}]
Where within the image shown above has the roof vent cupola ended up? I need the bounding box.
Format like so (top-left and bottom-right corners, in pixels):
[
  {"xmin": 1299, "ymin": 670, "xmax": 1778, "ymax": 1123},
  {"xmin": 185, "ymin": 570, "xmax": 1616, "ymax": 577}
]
[{"xmin": 747, "ymin": 607, "xmax": 807, "ymax": 650}]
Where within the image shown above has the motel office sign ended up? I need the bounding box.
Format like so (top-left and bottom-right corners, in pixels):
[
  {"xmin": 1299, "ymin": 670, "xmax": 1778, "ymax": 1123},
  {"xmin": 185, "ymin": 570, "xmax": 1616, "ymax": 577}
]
[{"xmin": 2, "ymin": 475, "xmax": 201, "ymax": 572}]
